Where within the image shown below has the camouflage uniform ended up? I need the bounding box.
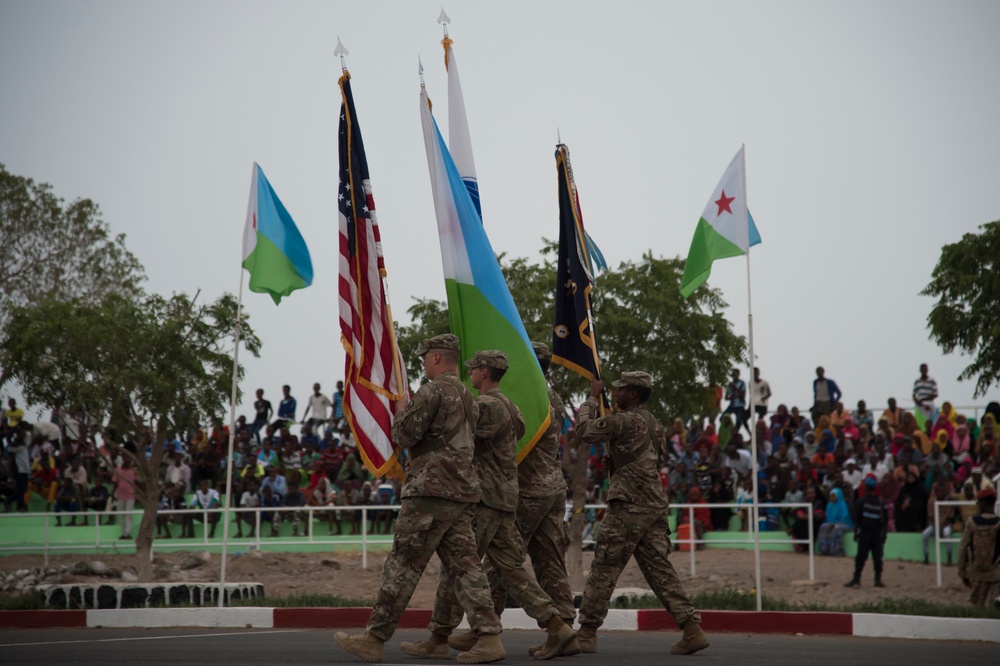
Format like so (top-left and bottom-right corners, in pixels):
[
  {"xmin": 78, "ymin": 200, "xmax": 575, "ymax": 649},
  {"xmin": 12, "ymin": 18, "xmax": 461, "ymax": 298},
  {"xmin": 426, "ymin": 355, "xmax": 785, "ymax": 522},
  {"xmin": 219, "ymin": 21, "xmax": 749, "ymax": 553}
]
[
  {"xmin": 488, "ymin": 371, "xmax": 575, "ymax": 624},
  {"xmin": 430, "ymin": 350, "xmax": 565, "ymax": 635},
  {"xmin": 576, "ymin": 371, "xmax": 702, "ymax": 631},
  {"xmin": 365, "ymin": 334, "xmax": 501, "ymax": 642}
]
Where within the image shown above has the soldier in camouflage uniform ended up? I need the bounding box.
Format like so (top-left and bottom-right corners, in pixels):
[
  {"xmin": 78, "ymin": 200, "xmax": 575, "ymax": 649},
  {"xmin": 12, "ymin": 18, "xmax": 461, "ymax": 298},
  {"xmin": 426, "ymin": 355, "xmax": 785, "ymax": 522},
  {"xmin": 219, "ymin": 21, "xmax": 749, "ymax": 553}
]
[
  {"xmin": 487, "ymin": 342, "xmax": 578, "ymax": 656},
  {"xmin": 334, "ymin": 334, "xmax": 506, "ymax": 665},
  {"xmin": 575, "ymin": 371, "xmax": 709, "ymax": 656},
  {"xmin": 406, "ymin": 350, "xmax": 576, "ymax": 661}
]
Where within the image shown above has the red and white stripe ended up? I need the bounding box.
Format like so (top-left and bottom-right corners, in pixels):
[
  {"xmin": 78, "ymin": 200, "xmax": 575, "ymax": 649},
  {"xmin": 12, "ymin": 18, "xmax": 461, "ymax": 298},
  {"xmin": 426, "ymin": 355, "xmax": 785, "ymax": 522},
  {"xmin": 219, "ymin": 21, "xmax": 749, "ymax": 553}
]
[{"xmin": 338, "ymin": 178, "xmax": 408, "ymax": 476}]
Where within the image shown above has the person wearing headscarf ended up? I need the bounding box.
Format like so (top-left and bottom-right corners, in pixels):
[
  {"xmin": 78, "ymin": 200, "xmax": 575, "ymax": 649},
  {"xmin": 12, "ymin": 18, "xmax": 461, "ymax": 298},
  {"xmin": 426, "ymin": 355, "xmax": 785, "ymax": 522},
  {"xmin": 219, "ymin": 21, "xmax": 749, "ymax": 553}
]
[
  {"xmin": 718, "ymin": 415, "xmax": 733, "ymax": 450},
  {"xmin": 966, "ymin": 417, "xmax": 980, "ymax": 446},
  {"xmin": 845, "ymin": 474, "xmax": 888, "ymax": 588},
  {"xmin": 702, "ymin": 424, "xmax": 718, "ymax": 448},
  {"xmin": 952, "ymin": 424, "xmax": 972, "ymax": 458},
  {"xmin": 895, "ymin": 471, "xmax": 927, "ymax": 532},
  {"xmin": 814, "ymin": 415, "xmax": 834, "ymax": 444},
  {"xmin": 879, "ymin": 472, "xmax": 900, "ymax": 532},
  {"xmin": 930, "ymin": 413, "xmax": 955, "ymax": 445},
  {"xmin": 817, "ymin": 487, "xmax": 853, "ymax": 556}
]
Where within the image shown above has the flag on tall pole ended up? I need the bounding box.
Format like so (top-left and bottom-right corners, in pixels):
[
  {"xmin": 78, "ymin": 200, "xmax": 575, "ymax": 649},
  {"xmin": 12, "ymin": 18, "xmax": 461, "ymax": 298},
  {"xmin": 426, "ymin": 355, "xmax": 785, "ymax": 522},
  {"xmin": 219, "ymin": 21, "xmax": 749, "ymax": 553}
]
[
  {"xmin": 678, "ymin": 147, "xmax": 761, "ymax": 297},
  {"xmin": 439, "ymin": 10, "xmax": 481, "ymax": 220},
  {"xmin": 338, "ymin": 71, "xmax": 410, "ymax": 476},
  {"xmin": 551, "ymin": 143, "xmax": 604, "ymax": 384},
  {"xmin": 242, "ymin": 164, "xmax": 313, "ymax": 304},
  {"xmin": 419, "ymin": 85, "xmax": 550, "ymax": 460}
]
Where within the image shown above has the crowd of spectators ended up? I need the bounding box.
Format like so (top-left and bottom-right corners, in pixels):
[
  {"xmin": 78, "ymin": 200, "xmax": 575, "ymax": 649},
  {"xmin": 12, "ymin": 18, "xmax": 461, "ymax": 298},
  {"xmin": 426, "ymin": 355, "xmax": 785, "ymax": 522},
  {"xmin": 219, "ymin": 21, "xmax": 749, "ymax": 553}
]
[{"xmin": 3, "ymin": 366, "xmax": 1000, "ymax": 561}]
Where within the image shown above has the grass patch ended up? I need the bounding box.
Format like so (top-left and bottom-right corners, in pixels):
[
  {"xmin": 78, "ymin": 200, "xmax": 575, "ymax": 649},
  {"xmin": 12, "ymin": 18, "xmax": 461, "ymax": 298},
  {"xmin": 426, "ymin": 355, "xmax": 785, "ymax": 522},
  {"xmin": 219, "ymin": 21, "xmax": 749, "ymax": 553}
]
[
  {"xmin": 229, "ymin": 593, "xmax": 376, "ymax": 608},
  {"xmin": 0, "ymin": 594, "xmax": 46, "ymax": 611},
  {"xmin": 612, "ymin": 589, "xmax": 1000, "ymax": 619}
]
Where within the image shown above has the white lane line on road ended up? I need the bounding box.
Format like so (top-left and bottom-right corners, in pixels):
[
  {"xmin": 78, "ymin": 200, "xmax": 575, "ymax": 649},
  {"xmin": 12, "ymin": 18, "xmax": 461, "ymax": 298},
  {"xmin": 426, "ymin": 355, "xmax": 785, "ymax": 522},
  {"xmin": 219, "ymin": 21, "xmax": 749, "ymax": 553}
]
[{"xmin": 0, "ymin": 628, "xmax": 306, "ymax": 648}]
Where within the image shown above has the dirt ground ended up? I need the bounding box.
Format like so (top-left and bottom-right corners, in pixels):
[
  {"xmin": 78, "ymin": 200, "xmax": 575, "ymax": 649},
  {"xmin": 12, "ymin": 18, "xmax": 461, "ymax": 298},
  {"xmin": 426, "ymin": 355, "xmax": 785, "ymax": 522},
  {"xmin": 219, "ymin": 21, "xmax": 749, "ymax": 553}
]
[{"xmin": 1, "ymin": 546, "xmax": 973, "ymax": 609}]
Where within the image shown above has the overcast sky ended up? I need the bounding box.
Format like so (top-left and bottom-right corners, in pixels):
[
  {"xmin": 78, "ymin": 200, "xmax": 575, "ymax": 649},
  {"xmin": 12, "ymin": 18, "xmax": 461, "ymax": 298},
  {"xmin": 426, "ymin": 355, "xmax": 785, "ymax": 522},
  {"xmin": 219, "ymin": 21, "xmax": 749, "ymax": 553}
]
[{"xmin": 3, "ymin": 0, "xmax": 999, "ymax": 425}]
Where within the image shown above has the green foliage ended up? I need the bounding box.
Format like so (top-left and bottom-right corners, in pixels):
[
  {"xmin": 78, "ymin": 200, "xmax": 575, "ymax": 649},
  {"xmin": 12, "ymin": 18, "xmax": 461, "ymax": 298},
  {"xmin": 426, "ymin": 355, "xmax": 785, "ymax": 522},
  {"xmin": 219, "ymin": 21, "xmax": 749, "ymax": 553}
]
[
  {"xmin": 0, "ymin": 163, "xmax": 145, "ymax": 314},
  {"xmin": 0, "ymin": 593, "xmax": 46, "ymax": 611},
  {"xmin": 395, "ymin": 240, "xmax": 746, "ymax": 422},
  {"xmin": 922, "ymin": 220, "xmax": 1000, "ymax": 397},
  {"xmin": 0, "ymin": 291, "xmax": 260, "ymax": 441},
  {"xmin": 229, "ymin": 592, "xmax": 376, "ymax": 608},
  {"xmin": 617, "ymin": 590, "xmax": 1000, "ymax": 618}
]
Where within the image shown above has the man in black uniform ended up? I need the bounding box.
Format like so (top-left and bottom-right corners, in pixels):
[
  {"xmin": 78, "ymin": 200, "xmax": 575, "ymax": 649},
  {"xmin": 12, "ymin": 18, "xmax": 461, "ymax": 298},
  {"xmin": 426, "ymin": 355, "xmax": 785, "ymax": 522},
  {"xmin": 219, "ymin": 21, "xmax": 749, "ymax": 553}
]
[{"xmin": 845, "ymin": 473, "xmax": 888, "ymax": 588}]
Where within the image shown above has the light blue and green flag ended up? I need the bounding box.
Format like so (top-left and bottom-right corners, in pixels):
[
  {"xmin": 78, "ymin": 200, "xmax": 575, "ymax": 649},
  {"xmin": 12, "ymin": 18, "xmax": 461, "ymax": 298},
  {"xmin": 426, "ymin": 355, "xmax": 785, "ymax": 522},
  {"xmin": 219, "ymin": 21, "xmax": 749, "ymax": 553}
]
[
  {"xmin": 419, "ymin": 87, "xmax": 550, "ymax": 460},
  {"xmin": 242, "ymin": 163, "xmax": 313, "ymax": 304}
]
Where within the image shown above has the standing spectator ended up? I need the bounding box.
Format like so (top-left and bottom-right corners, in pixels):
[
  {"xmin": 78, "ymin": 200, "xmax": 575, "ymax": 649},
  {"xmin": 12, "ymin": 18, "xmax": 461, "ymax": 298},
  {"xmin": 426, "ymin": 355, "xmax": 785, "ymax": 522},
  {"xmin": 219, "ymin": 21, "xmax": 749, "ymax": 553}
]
[
  {"xmin": 251, "ymin": 388, "xmax": 272, "ymax": 444},
  {"xmin": 302, "ymin": 383, "xmax": 333, "ymax": 429},
  {"xmin": 913, "ymin": 363, "xmax": 939, "ymax": 425},
  {"xmin": 845, "ymin": 474, "xmax": 888, "ymax": 588},
  {"xmin": 3, "ymin": 398, "xmax": 25, "ymax": 446},
  {"xmin": 7, "ymin": 425, "xmax": 31, "ymax": 512},
  {"xmin": 111, "ymin": 458, "xmax": 138, "ymax": 540},
  {"xmin": 750, "ymin": 367, "xmax": 772, "ymax": 419},
  {"xmin": 723, "ymin": 369, "xmax": 749, "ymax": 436},
  {"xmin": 957, "ymin": 487, "xmax": 1000, "ymax": 608},
  {"xmin": 274, "ymin": 384, "xmax": 296, "ymax": 429},
  {"xmin": 332, "ymin": 380, "xmax": 345, "ymax": 428},
  {"xmin": 811, "ymin": 367, "xmax": 842, "ymax": 425}
]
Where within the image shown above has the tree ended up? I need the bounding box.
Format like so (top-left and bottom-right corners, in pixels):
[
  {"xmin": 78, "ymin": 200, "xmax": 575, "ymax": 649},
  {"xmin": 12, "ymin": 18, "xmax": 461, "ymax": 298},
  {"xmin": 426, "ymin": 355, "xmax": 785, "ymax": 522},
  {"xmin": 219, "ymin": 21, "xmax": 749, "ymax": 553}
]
[
  {"xmin": 0, "ymin": 292, "xmax": 260, "ymax": 578},
  {"xmin": 0, "ymin": 163, "xmax": 145, "ymax": 312},
  {"xmin": 922, "ymin": 220, "xmax": 1000, "ymax": 397}
]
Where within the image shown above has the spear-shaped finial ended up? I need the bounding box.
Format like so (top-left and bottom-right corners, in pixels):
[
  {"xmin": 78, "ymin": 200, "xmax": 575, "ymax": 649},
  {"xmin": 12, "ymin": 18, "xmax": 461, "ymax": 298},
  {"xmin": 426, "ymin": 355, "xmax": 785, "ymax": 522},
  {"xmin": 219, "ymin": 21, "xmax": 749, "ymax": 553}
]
[
  {"xmin": 334, "ymin": 37, "xmax": 349, "ymax": 73},
  {"xmin": 438, "ymin": 7, "xmax": 453, "ymax": 68},
  {"xmin": 418, "ymin": 55, "xmax": 426, "ymax": 89}
]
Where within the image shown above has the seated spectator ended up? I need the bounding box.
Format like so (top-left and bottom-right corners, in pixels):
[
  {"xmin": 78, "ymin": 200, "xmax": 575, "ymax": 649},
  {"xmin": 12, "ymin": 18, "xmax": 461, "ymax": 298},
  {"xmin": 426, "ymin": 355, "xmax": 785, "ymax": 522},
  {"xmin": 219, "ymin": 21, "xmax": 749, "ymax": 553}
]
[
  {"xmin": 156, "ymin": 484, "xmax": 187, "ymax": 539},
  {"xmin": 186, "ymin": 478, "xmax": 221, "ymax": 538},
  {"xmin": 301, "ymin": 440, "xmax": 321, "ymax": 474},
  {"xmin": 309, "ymin": 476, "xmax": 339, "ymax": 535},
  {"xmin": 54, "ymin": 477, "xmax": 81, "ymax": 526},
  {"xmin": 27, "ymin": 456, "xmax": 60, "ymax": 510},
  {"xmin": 678, "ymin": 486, "xmax": 711, "ymax": 548},
  {"xmin": 791, "ymin": 482, "xmax": 826, "ymax": 552},
  {"xmin": 281, "ymin": 440, "xmax": 303, "ymax": 477},
  {"xmin": 164, "ymin": 454, "xmax": 191, "ymax": 493},
  {"xmin": 236, "ymin": 477, "xmax": 262, "ymax": 538},
  {"xmin": 260, "ymin": 485, "xmax": 284, "ymax": 537},
  {"xmin": 735, "ymin": 477, "xmax": 754, "ymax": 531},
  {"xmin": 63, "ymin": 456, "xmax": 89, "ymax": 504},
  {"xmin": 283, "ymin": 473, "xmax": 307, "ymax": 536},
  {"xmin": 261, "ymin": 465, "xmax": 288, "ymax": 498},
  {"xmin": 372, "ymin": 482, "xmax": 397, "ymax": 534},
  {"xmin": 817, "ymin": 487, "xmax": 853, "ymax": 556},
  {"xmin": 895, "ymin": 470, "xmax": 928, "ymax": 532},
  {"xmin": 299, "ymin": 423, "xmax": 320, "ymax": 452},
  {"xmin": 706, "ymin": 478, "xmax": 733, "ymax": 531},
  {"xmin": 337, "ymin": 455, "xmax": 366, "ymax": 489},
  {"xmin": 851, "ymin": 400, "xmax": 875, "ymax": 432},
  {"xmin": 83, "ymin": 477, "xmax": 111, "ymax": 525},
  {"xmin": 923, "ymin": 479, "xmax": 957, "ymax": 565},
  {"xmin": 842, "ymin": 460, "xmax": 863, "ymax": 494},
  {"xmin": 354, "ymin": 481, "xmax": 381, "ymax": 534},
  {"xmin": 257, "ymin": 439, "xmax": 280, "ymax": 469}
]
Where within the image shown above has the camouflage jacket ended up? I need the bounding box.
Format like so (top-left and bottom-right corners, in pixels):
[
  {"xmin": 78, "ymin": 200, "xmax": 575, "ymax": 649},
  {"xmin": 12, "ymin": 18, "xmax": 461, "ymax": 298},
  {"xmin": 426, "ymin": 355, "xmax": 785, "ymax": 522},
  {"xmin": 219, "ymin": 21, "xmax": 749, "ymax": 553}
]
[
  {"xmin": 518, "ymin": 385, "xmax": 568, "ymax": 499},
  {"xmin": 472, "ymin": 387, "xmax": 525, "ymax": 512},
  {"xmin": 391, "ymin": 371, "xmax": 481, "ymax": 504},
  {"xmin": 577, "ymin": 397, "xmax": 667, "ymax": 509}
]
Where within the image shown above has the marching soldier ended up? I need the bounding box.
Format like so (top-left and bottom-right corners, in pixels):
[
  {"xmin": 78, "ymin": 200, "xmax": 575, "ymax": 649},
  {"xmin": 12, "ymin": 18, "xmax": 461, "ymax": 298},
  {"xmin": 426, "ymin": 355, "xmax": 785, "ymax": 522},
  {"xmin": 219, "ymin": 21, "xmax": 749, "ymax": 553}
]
[
  {"xmin": 334, "ymin": 334, "xmax": 505, "ymax": 664},
  {"xmin": 575, "ymin": 372, "xmax": 709, "ymax": 656}
]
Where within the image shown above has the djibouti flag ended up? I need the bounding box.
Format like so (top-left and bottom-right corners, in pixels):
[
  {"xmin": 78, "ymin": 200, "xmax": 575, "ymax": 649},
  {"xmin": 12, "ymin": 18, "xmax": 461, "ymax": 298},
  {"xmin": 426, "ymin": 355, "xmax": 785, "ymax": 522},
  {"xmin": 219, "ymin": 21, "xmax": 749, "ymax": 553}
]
[
  {"xmin": 679, "ymin": 147, "xmax": 761, "ymax": 298},
  {"xmin": 419, "ymin": 88, "xmax": 550, "ymax": 460},
  {"xmin": 242, "ymin": 163, "xmax": 313, "ymax": 304}
]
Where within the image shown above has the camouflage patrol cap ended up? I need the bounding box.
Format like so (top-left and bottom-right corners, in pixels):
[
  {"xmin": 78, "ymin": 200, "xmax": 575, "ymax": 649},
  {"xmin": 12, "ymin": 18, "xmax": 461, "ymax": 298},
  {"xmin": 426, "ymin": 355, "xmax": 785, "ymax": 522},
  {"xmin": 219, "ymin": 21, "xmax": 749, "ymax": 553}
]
[
  {"xmin": 611, "ymin": 371, "xmax": 653, "ymax": 389},
  {"xmin": 416, "ymin": 333, "xmax": 460, "ymax": 356},
  {"xmin": 531, "ymin": 341, "xmax": 551, "ymax": 362},
  {"xmin": 464, "ymin": 349, "xmax": 509, "ymax": 371}
]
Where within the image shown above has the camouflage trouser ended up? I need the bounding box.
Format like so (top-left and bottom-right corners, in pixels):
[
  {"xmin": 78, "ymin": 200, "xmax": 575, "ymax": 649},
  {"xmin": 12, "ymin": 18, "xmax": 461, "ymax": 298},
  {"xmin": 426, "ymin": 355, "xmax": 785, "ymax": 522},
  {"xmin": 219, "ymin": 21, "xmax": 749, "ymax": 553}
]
[
  {"xmin": 579, "ymin": 500, "xmax": 701, "ymax": 629},
  {"xmin": 969, "ymin": 579, "xmax": 1000, "ymax": 608},
  {"xmin": 430, "ymin": 503, "xmax": 560, "ymax": 635},
  {"xmin": 487, "ymin": 494, "xmax": 575, "ymax": 625},
  {"xmin": 367, "ymin": 497, "xmax": 501, "ymax": 641}
]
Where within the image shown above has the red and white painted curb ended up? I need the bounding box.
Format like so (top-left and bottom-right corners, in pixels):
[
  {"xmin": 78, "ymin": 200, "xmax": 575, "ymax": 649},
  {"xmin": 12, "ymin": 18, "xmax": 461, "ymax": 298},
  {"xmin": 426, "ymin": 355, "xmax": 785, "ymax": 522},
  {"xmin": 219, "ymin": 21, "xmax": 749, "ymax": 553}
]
[{"xmin": 0, "ymin": 607, "xmax": 997, "ymax": 642}]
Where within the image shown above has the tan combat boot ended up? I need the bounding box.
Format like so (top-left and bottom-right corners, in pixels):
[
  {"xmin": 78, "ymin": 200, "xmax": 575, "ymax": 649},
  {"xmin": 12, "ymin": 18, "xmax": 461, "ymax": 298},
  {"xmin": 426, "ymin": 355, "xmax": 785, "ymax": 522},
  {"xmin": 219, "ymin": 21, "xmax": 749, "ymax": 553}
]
[
  {"xmin": 401, "ymin": 632, "xmax": 450, "ymax": 658},
  {"xmin": 456, "ymin": 633, "xmax": 507, "ymax": 664},
  {"xmin": 532, "ymin": 615, "xmax": 578, "ymax": 660},
  {"xmin": 669, "ymin": 621, "xmax": 709, "ymax": 655},
  {"xmin": 448, "ymin": 628, "xmax": 480, "ymax": 652},
  {"xmin": 575, "ymin": 625, "xmax": 598, "ymax": 653},
  {"xmin": 528, "ymin": 620, "xmax": 580, "ymax": 657},
  {"xmin": 334, "ymin": 631, "xmax": 385, "ymax": 663}
]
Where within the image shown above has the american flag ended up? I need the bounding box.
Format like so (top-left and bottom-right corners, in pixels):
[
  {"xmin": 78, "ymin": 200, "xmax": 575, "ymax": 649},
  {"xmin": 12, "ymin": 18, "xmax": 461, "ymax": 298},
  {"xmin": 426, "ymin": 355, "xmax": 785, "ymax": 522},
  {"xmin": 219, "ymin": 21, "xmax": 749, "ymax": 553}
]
[{"xmin": 337, "ymin": 72, "xmax": 409, "ymax": 477}]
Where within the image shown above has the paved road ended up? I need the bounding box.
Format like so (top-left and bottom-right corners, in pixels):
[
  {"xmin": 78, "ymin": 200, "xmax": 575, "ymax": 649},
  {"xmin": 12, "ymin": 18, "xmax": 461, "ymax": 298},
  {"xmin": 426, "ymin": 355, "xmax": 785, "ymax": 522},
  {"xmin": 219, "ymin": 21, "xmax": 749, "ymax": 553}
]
[{"xmin": 0, "ymin": 627, "xmax": 994, "ymax": 665}]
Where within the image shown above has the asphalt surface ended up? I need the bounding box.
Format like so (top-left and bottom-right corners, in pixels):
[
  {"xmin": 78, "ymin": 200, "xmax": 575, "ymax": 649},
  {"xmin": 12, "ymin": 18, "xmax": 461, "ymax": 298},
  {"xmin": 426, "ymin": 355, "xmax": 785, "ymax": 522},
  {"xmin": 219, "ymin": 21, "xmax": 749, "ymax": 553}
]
[{"xmin": 0, "ymin": 627, "xmax": 995, "ymax": 665}]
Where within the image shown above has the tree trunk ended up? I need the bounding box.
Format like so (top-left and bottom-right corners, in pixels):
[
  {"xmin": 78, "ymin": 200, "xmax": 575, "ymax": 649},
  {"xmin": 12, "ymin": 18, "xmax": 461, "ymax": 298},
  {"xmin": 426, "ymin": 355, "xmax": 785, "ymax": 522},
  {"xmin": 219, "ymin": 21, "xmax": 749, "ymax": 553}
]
[
  {"xmin": 132, "ymin": 425, "xmax": 167, "ymax": 582},
  {"xmin": 564, "ymin": 431, "xmax": 589, "ymax": 591}
]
